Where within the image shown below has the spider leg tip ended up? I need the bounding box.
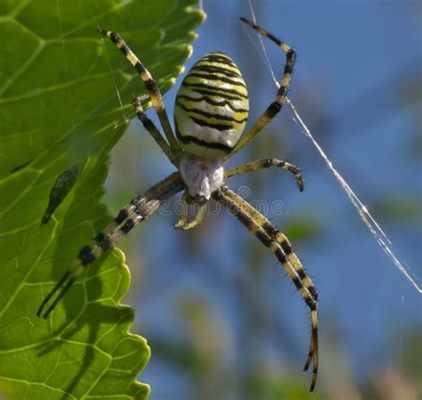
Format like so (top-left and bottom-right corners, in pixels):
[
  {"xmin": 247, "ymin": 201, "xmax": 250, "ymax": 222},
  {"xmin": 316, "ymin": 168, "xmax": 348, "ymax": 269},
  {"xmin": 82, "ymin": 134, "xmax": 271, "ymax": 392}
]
[
  {"xmin": 36, "ymin": 307, "xmax": 46, "ymax": 319},
  {"xmin": 309, "ymin": 375, "xmax": 317, "ymax": 392},
  {"xmin": 42, "ymin": 309, "xmax": 52, "ymax": 320},
  {"xmin": 36, "ymin": 303, "xmax": 45, "ymax": 318}
]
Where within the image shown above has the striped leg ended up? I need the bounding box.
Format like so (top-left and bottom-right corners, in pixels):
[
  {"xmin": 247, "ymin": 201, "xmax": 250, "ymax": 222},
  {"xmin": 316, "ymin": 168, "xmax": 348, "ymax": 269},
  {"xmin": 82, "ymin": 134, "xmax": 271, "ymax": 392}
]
[
  {"xmin": 132, "ymin": 96, "xmax": 179, "ymax": 167},
  {"xmin": 226, "ymin": 18, "xmax": 296, "ymax": 159},
  {"xmin": 212, "ymin": 185, "xmax": 318, "ymax": 391},
  {"xmin": 37, "ymin": 173, "xmax": 184, "ymax": 319},
  {"xmin": 98, "ymin": 28, "xmax": 183, "ymax": 160},
  {"xmin": 225, "ymin": 158, "xmax": 304, "ymax": 191}
]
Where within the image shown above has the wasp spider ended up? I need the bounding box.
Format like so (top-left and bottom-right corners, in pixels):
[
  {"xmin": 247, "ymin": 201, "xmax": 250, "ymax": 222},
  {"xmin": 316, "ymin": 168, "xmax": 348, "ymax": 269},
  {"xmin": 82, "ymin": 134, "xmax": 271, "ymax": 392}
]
[{"xmin": 37, "ymin": 18, "xmax": 319, "ymax": 391}]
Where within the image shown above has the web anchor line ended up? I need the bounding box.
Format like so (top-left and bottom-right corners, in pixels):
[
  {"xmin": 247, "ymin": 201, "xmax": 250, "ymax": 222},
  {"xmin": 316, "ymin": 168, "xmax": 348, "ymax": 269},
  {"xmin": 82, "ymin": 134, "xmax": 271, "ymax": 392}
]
[{"xmin": 286, "ymin": 98, "xmax": 421, "ymax": 295}]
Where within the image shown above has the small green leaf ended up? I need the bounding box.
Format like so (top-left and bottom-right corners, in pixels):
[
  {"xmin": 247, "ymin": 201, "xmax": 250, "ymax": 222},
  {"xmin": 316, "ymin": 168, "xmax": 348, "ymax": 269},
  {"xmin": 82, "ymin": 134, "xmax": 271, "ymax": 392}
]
[{"xmin": 0, "ymin": 0, "xmax": 205, "ymax": 399}]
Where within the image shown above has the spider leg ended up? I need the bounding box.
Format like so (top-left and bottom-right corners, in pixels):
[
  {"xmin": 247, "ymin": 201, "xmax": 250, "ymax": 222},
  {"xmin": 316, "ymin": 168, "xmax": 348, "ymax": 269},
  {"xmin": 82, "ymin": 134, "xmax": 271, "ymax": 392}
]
[
  {"xmin": 212, "ymin": 185, "xmax": 318, "ymax": 391},
  {"xmin": 37, "ymin": 172, "xmax": 184, "ymax": 319},
  {"xmin": 225, "ymin": 158, "xmax": 304, "ymax": 191},
  {"xmin": 98, "ymin": 28, "xmax": 183, "ymax": 161},
  {"xmin": 225, "ymin": 18, "xmax": 296, "ymax": 160},
  {"xmin": 132, "ymin": 97, "xmax": 179, "ymax": 167}
]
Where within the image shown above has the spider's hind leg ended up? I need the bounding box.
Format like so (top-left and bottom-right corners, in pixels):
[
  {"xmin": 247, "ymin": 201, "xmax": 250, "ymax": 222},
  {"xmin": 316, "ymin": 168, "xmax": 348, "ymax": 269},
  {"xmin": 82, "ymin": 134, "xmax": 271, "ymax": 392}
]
[
  {"xmin": 262, "ymin": 222, "xmax": 318, "ymax": 390},
  {"xmin": 213, "ymin": 185, "xmax": 319, "ymax": 391},
  {"xmin": 37, "ymin": 173, "xmax": 184, "ymax": 319},
  {"xmin": 36, "ymin": 205, "xmax": 141, "ymax": 319}
]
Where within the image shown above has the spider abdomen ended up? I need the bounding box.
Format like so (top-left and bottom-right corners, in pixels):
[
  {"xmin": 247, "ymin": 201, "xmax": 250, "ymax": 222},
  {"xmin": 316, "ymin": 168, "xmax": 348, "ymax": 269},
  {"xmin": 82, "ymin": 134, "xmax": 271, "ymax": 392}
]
[{"xmin": 175, "ymin": 52, "xmax": 249, "ymax": 160}]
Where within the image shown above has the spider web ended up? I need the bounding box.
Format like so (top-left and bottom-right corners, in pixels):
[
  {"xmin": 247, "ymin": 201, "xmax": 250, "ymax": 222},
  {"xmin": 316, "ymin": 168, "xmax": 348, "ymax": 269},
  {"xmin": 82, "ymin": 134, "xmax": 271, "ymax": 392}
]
[{"xmin": 246, "ymin": 0, "xmax": 422, "ymax": 295}]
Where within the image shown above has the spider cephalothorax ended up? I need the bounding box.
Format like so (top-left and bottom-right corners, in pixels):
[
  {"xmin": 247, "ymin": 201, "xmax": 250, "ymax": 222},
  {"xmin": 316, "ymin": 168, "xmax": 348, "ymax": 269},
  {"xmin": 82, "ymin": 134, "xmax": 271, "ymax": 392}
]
[
  {"xmin": 38, "ymin": 18, "xmax": 318, "ymax": 391},
  {"xmin": 179, "ymin": 154, "xmax": 224, "ymax": 201}
]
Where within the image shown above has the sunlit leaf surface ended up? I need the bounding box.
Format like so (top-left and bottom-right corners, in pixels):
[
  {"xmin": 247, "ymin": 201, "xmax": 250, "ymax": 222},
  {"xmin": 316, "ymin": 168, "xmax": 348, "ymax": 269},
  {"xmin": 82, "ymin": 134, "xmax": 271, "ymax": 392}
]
[{"xmin": 0, "ymin": 0, "xmax": 204, "ymax": 398}]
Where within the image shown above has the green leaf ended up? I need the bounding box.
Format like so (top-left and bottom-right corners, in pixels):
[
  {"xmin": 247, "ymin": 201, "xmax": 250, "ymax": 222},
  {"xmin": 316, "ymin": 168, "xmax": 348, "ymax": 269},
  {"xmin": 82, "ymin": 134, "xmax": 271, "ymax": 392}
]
[{"xmin": 0, "ymin": 0, "xmax": 204, "ymax": 399}]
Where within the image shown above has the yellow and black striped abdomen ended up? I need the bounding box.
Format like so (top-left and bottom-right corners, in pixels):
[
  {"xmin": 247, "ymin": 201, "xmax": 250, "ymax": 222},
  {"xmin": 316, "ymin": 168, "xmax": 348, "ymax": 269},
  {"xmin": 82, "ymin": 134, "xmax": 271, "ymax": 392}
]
[{"xmin": 174, "ymin": 52, "xmax": 249, "ymax": 160}]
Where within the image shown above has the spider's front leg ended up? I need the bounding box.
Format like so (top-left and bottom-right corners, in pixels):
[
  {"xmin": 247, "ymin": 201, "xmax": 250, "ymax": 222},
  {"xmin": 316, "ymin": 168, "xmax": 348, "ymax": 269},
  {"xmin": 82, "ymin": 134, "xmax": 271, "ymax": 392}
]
[
  {"xmin": 213, "ymin": 185, "xmax": 318, "ymax": 391},
  {"xmin": 37, "ymin": 172, "xmax": 184, "ymax": 319},
  {"xmin": 226, "ymin": 18, "xmax": 296, "ymax": 159},
  {"xmin": 98, "ymin": 28, "xmax": 183, "ymax": 163}
]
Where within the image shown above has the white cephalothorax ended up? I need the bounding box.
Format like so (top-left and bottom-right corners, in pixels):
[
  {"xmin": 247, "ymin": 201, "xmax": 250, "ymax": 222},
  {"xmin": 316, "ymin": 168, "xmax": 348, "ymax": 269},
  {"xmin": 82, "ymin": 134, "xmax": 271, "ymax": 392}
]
[{"xmin": 179, "ymin": 153, "xmax": 224, "ymax": 201}]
